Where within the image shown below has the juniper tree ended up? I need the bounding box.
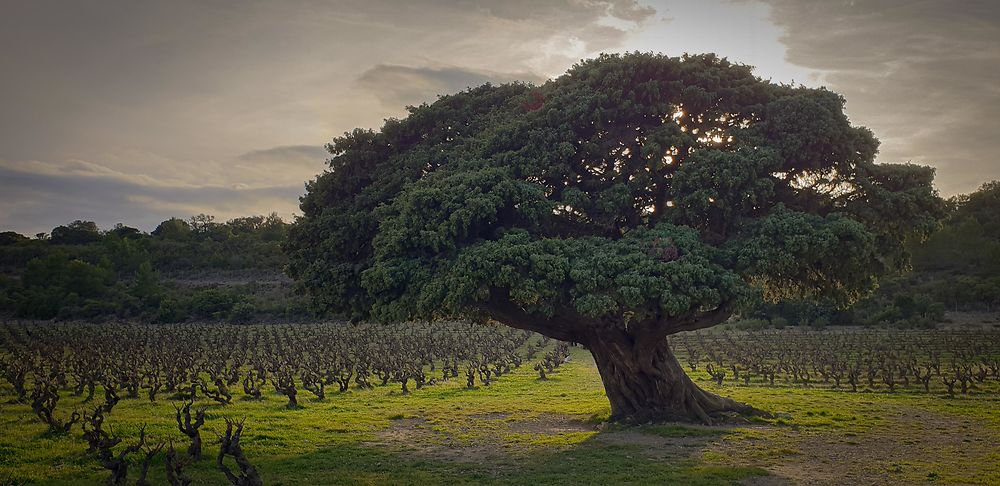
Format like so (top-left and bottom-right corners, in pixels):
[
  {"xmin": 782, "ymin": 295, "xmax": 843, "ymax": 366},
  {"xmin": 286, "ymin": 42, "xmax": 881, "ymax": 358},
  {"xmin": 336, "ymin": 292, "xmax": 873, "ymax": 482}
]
[{"xmin": 286, "ymin": 53, "xmax": 943, "ymax": 423}]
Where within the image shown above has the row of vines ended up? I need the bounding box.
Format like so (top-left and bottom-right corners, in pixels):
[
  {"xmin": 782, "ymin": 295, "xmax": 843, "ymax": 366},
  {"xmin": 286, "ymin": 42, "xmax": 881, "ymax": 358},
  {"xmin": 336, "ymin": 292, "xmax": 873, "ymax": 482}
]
[
  {"xmin": 0, "ymin": 321, "xmax": 568, "ymax": 485},
  {"xmin": 672, "ymin": 328, "xmax": 1000, "ymax": 396}
]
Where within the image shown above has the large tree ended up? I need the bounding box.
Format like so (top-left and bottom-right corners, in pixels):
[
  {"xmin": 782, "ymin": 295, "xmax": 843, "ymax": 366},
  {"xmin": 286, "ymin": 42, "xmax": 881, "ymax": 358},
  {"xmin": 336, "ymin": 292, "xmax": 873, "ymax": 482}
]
[{"xmin": 286, "ymin": 53, "xmax": 943, "ymax": 423}]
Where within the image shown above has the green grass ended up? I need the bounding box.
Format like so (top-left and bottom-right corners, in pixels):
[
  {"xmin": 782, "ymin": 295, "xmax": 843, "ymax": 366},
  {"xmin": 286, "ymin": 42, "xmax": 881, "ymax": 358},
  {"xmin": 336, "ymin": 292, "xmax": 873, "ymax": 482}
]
[{"xmin": 1, "ymin": 347, "xmax": 997, "ymax": 485}]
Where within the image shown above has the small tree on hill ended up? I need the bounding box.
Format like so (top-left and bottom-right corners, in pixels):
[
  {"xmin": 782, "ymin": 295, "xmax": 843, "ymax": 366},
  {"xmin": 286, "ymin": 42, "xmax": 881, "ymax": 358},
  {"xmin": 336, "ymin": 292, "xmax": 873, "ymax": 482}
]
[
  {"xmin": 50, "ymin": 220, "xmax": 101, "ymax": 245},
  {"xmin": 152, "ymin": 218, "xmax": 192, "ymax": 240}
]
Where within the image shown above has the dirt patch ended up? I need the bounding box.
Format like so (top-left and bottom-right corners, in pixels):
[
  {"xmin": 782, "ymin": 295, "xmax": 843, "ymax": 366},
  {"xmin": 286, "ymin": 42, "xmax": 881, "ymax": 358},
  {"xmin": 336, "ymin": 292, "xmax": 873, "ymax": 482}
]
[
  {"xmin": 739, "ymin": 476, "xmax": 796, "ymax": 486},
  {"xmin": 372, "ymin": 417, "xmax": 435, "ymax": 444},
  {"xmin": 365, "ymin": 413, "xmax": 599, "ymax": 463},
  {"xmin": 468, "ymin": 412, "xmax": 512, "ymax": 421},
  {"xmin": 593, "ymin": 430, "xmax": 715, "ymax": 460},
  {"xmin": 506, "ymin": 413, "xmax": 595, "ymax": 435},
  {"xmin": 364, "ymin": 401, "xmax": 999, "ymax": 485},
  {"xmin": 715, "ymin": 406, "xmax": 1000, "ymax": 485},
  {"xmin": 941, "ymin": 311, "xmax": 1000, "ymax": 329},
  {"xmin": 366, "ymin": 416, "xmax": 509, "ymax": 461}
]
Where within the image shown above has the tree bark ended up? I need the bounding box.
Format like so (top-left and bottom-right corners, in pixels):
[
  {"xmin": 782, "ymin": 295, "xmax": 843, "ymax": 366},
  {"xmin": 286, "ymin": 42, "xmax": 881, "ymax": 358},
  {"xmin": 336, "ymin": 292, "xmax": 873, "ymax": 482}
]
[
  {"xmin": 480, "ymin": 289, "xmax": 762, "ymax": 424},
  {"xmin": 588, "ymin": 334, "xmax": 757, "ymax": 424}
]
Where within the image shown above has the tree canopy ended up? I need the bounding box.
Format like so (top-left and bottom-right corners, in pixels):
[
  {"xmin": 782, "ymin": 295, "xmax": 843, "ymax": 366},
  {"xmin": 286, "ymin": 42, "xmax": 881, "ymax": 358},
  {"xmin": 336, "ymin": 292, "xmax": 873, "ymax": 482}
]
[
  {"xmin": 288, "ymin": 52, "xmax": 942, "ymax": 329},
  {"xmin": 50, "ymin": 220, "xmax": 101, "ymax": 245}
]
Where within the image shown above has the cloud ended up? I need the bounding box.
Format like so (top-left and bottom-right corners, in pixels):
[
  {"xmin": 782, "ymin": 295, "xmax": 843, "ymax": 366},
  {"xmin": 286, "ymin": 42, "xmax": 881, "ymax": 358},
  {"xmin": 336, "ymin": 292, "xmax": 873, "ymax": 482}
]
[
  {"xmin": 2, "ymin": 159, "xmax": 190, "ymax": 188},
  {"xmin": 761, "ymin": 0, "xmax": 1000, "ymax": 194},
  {"xmin": 0, "ymin": 160, "xmax": 304, "ymax": 236},
  {"xmin": 469, "ymin": 0, "xmax": 654, "ymax": 24},
  {"xmin": 236, "ymin": 145, "xmax": 330, "ymax": 164},
  {"xmin": 0, "ymin": 1, "xmax": 661, "ymax": 234},
  {"xmin": 5, "ymin": 0, "xmax": 995, "ymax": 235},
  {"xmin": 357, "ymin": 64, "xmax": 547, "ymax": 108}
]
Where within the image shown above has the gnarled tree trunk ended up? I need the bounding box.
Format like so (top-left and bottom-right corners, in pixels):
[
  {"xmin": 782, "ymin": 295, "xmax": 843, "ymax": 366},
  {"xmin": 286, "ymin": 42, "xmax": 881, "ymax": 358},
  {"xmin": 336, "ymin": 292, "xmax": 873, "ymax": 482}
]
[
  {"xmin": 588, "ymin": 335, "xmax": 755, "ymax": 424},
  {"xmin": 482, "ymin": 290, "xmax": 761, "ymax": 424}
]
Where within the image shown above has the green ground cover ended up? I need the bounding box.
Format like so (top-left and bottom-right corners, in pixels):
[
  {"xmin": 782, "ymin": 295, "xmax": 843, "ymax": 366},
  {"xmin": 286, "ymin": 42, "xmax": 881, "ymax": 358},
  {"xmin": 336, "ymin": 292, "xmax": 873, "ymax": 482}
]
[{"xmin": 1, "ymin": 343, "xmax": 997, "ymax": 485}]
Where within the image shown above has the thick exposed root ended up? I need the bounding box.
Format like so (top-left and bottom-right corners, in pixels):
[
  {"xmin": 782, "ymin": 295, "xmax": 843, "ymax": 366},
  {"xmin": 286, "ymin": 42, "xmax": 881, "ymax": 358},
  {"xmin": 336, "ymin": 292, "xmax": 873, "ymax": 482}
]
[{"xmin": 590, "ymin": 336, "xmax": 769, "ymax": 425}]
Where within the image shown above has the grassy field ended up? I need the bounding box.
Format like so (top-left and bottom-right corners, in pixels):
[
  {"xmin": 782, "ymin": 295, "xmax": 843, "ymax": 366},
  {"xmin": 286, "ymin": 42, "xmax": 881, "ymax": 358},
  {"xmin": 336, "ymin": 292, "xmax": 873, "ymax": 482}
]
[{"xmin": 1, "ymin": 344, "xmax": 998, "ymax": 485}]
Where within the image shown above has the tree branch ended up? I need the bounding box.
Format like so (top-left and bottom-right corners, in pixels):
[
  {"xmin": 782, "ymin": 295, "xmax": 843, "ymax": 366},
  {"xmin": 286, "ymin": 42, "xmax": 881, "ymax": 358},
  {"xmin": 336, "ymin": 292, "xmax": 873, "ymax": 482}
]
[
  {"xmin": 629, "ymin": 302, "xmax": 735, "ymax": 358},
  {"xmin": 665, "ymin": 302, "xmax": 736, "ymax": 334},
  {"xmin": 478, "ymin": 289, "xmax": 586, "ymax": 343}
]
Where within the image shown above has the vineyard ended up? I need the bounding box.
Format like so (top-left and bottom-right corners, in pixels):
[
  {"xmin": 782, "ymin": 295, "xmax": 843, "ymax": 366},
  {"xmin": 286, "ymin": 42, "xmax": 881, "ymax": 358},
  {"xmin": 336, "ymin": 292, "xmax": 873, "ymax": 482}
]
[
  {"xmin": 671, "ymin": 329, "xmax": 1000, "ymax": 395},
  {"xmin": 0, "ymin": 321, "xmax": 564, "ymax": 406},
  {"xmin": 0, "ymin": 321, "xmax": 998, "ymax": 484},
  {"xmin": 0, "ymin": 321, "xmax": 574, "ymax": 485}
]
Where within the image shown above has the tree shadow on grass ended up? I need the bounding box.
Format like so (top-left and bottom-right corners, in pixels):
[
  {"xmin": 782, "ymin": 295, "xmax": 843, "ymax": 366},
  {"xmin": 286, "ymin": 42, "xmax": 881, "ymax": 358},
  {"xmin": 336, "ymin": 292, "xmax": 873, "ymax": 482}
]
[
  {"xmin": 255, "ymin": 422, "xmax": 788, "ymax": 486},
  {"xmin": 8, "ymin": 420, "xmax": 794, "ymax": 485}
]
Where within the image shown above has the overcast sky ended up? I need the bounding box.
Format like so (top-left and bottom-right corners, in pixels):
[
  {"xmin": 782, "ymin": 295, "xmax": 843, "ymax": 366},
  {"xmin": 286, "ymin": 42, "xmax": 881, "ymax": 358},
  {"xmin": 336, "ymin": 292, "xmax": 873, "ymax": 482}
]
[{"xmin": 1, "ymin": 0, "xmax": 997, "ymax": 235}]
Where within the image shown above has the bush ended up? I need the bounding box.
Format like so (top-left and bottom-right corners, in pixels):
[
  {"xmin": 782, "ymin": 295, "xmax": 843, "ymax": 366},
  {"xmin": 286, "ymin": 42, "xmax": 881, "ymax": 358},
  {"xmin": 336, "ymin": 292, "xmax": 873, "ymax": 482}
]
[
  {"xmin": 732, "ymin": 318, "xmax": 770, "ymax": 330},
  {"xmin": 0, "ymin": 231, "xmax": 29, "ymax": 245},
  {"xmin": 227, "ymin": 302, "xmax": 256, "ymax": 323},
  {"xmin": 156, "ymin": 298, "xmax": 188, "ymax": 323},
  {"xmin": 50, "ymin": 220, "xmax": 101, "ymax": 245},
  {"xmin": 187, "ymin": 288, "xmax": 238, "ymax": 320}
]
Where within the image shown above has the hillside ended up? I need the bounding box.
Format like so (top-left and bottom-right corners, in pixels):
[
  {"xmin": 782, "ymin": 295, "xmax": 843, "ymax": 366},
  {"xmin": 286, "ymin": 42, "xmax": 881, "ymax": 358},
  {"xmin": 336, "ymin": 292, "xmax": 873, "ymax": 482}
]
[{"xmin": 0, "ymin": 214, "xmax": 308, "ymax": 323}]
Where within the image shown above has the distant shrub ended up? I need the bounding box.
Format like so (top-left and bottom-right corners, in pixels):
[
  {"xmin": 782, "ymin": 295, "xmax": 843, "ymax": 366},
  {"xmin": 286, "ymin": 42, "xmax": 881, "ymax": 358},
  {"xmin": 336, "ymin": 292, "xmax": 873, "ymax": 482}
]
[
  {"xmin": 187, "ymin": 288, "xmax": 238, "ymax": 320},
  {"xmin": 227, "ymin": 302, "xmax": 256, "ymax": 323},
  {"xmin": 0, "ymin": 231, "xmax": 29, "ymax": 245},
  {"xmin": 50, "ymin": 220, "xmax": 101, "ymax": 245},
  {"xmin": 732, "ymin": 318, "xmax": 770, "ymax": 330},
  {"xmin": 156, "ymin": 298, "xmax": 188, "ymax": 323}
]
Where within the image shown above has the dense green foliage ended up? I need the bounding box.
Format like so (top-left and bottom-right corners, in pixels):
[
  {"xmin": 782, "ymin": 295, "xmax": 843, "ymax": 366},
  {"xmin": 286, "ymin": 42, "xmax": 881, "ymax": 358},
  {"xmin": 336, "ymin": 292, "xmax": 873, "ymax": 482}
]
[
  {"xmin": 744, "ymin": 180, "xmax": 1000, "ymax": 328},
  {"xmin": 287, "ymin": 53, "xmax": 943, "ymax": 340},
  {"xmin": 0, "ymin": 214, "xmax": 308, "ymax": 322},
  {"xmin": 911, "ymin": 180, "xmax": 1000, "ymax": 304}
]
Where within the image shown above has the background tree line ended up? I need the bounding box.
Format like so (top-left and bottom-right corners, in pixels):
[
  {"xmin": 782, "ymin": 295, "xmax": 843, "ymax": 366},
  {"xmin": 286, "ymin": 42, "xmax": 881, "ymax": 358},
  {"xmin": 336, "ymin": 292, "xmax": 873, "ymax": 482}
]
[
  {"xmin": 0, "ymin": 181, "xmax": 996, "ymax": 325},
  {"xmin": 0, "ymin": 213, "xmax": 309, "ymax": 322}
]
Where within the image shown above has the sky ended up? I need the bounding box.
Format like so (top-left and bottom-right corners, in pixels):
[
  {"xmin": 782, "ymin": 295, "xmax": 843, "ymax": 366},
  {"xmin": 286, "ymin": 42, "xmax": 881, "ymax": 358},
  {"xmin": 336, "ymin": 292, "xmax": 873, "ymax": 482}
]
[{"xmin": 1, "ymin": 0, "xmax": 998, "ymax": 235}]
